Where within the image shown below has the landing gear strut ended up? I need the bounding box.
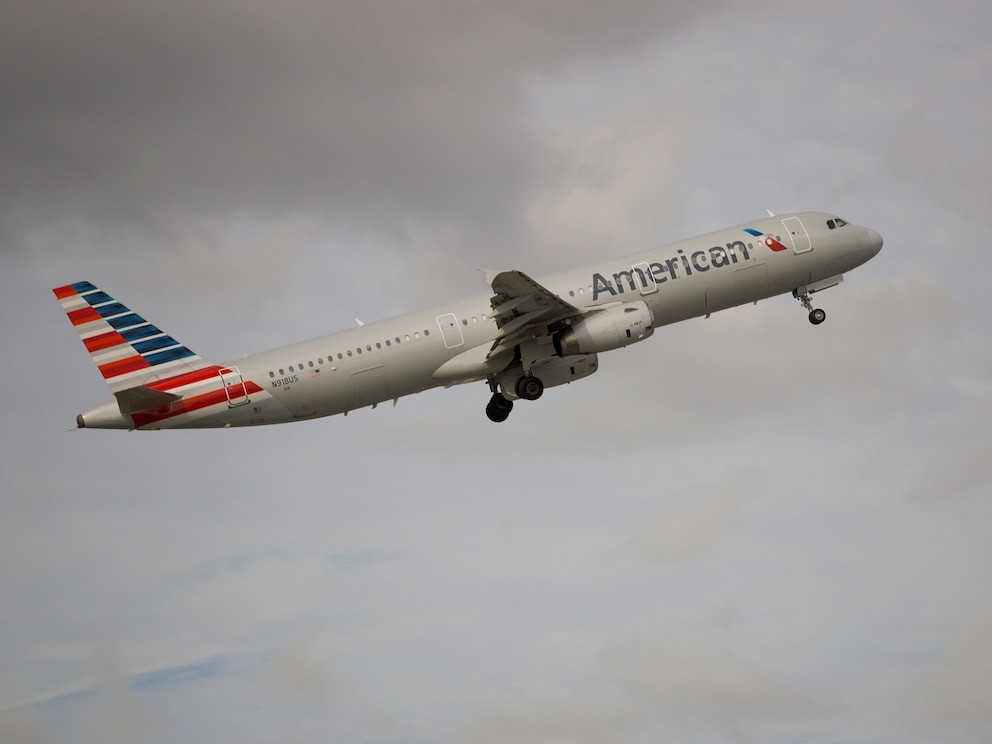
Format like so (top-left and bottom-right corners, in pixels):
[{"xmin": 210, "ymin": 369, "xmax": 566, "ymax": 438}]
[{"xmin": 794, "ymin": 287, "xmax": 826, "ymax": 325}]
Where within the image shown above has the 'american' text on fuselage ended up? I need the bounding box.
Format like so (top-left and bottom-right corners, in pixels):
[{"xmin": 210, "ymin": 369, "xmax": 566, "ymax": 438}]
[{"xmin": 592, "ymin": 239, "xmax": 754, "ymax": 301}]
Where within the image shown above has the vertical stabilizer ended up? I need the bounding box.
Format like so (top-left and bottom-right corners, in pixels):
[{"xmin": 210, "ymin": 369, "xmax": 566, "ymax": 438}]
[{"xmin": 52, "ymin": 281, "xmax": 215, "ymax": 393}]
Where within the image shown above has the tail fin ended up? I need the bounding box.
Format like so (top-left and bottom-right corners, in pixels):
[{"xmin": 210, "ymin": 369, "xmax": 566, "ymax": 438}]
[{"xmin": 53, "ymin": 281, "xmax": 215, "ymax": 393}]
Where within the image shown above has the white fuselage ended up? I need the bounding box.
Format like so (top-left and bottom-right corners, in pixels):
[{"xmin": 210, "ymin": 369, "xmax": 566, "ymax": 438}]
[{"xmin": 76, "ymin": 212, "xmax": 882, "ymax": 429}]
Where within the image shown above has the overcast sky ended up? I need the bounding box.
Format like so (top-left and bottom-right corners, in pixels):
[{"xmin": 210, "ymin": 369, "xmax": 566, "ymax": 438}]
[{"xmin": 2, "ymin": 1, "xmax": 991, "ymax": 742}]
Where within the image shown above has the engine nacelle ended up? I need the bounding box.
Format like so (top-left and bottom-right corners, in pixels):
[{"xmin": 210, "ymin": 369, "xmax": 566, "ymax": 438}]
[
  {"xmin": 499, "ymin": 354, "xmax": 599, "ymax": 400},
  {"xmin": 553, "ymin": 301, "xmax": 654, "ymax": 357}
]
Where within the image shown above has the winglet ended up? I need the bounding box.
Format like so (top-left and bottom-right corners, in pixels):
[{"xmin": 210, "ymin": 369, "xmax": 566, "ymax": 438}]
[{"xmin": 479, "ymin": 268, "xmax": 500, "ymax": 286}]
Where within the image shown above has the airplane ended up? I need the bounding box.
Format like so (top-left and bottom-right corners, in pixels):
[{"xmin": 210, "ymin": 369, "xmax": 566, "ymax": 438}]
[{"xmin": 54, "ymin": 211, "xmax": 882, "ymax": 429}]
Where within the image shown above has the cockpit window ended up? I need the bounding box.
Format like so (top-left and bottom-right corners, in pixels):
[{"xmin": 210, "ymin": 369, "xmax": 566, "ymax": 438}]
[
  {"xmin": 827, "ymin": 219, "xmax": 835, "ymax": 229},
  {"xmin": 826, "ymin": 217, "xmax": 849, "ymax": 230}
]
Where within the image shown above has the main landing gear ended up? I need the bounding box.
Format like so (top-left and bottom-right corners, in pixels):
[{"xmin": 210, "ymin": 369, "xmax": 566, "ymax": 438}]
[
  {"xmin": 515, "ymin": 375, "xmax": 544, "ymax": 401},
  {"xmin": 486, "ymin": 393, "xmax": 513, "ymax": 423},
  {"xmin": 794, "ymin": 287, "xmax": 826, "ymax": 325},
  {"xmin": 484, "ymin": 374, "xmax": 544, "ymax": 422}
]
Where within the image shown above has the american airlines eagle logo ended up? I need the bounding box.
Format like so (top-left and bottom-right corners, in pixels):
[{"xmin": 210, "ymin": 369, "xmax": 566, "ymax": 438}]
[{"xmin": 744, "ymin": 227, "xmax": 788, "ymax": 252}]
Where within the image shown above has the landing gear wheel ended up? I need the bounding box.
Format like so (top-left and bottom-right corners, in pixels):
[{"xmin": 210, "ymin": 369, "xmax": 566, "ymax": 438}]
[
  {"xmin": 794, "ymin": 287, "xmax": 826, "ymax": 325},
  {"xmin": 486, "ymin": 393, "xmax": 513, "ymax": 423},
  {"xmin": 515, "ymin": 375, "xmax": 544, "ymax": 401}
]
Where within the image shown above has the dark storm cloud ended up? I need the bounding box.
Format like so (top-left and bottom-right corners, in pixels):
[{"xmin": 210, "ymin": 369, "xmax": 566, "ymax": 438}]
[{"xmin": 0, "ymin": 0, "xmax": 730, "ymax": 249}]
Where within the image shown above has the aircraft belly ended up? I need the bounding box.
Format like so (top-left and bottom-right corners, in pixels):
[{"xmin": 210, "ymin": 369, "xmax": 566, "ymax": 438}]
[{"xmin": 733, "ymin": 262, "xmax": 769, "ymax": 303}]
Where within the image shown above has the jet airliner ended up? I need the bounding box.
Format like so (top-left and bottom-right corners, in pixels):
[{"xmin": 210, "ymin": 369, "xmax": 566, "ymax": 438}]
[{"xmin": 54, "ymin": 211, "xmax": 882, "ymax": 428}]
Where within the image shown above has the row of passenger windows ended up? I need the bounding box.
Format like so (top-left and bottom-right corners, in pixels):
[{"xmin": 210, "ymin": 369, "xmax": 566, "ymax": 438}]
[
  {"xmin": 267, "ymin": 327, "xmax": 436, "ymax": 378},
  {"xmin": 263, "ymin": 299, "xmax": 599, "ymax": 381}
]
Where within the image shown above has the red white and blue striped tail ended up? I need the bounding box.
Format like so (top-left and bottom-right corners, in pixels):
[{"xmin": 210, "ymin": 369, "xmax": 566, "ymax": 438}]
[{"xmin": 52, "ymin": 281, "xmax": 215, "ymax": 394}]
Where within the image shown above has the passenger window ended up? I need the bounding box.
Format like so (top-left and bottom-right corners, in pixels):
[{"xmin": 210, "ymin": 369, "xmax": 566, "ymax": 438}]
[
  {"xmin": 269, "ymin": 371, "xmax": 275, "ymax": 378},
  {"xmin": 308, "ymin": 361, "xmax": 314, "ymax": 368},
  {"xmin": 279, "ymin": 368, "xmax": 285, "ymax": 375},
  {"xmin": 289, "ymin": 365, "xmax": 294, "ymax": 372},
  {"xmin": 357, "ymin": 348, "xmax": 362, "ymax": 355},
  {"xmin": 376, "ymin": 342, "xmax": 382, "ymax": 349},
  {"xmin": 385, "ymin": 339, "xmax": 391, "ymax": 347},
  {"xmin": 395, "ymin": 337, "xmax": 401, "ymax": 343},
  {"xmin": 347, "ymin": 350, "xmax": 353, "ymax": 357},
  {"xmin": 424, "ymin": 330, "xmax": 430, "ymax": 336},
  {"xmin": 405, "ymin": 334, "xmax": 411, "ymax": 341}
]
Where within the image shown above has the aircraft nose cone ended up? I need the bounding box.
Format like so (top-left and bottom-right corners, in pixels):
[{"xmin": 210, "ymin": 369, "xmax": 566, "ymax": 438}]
[{"xmin": 866, "ymin": 227, "xmax": 883, "ymax": 256}]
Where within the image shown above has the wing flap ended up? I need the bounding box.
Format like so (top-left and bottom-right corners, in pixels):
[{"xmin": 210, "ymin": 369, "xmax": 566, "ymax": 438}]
[{"xmin": 486, "ymin": 270, "xmax": 583, "ymax": 359}]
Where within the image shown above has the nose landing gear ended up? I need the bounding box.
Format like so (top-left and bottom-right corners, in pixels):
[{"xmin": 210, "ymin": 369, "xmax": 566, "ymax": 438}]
[{"xmin": 794, "ymin": 287, "xmax": 826, "ymax": 325}]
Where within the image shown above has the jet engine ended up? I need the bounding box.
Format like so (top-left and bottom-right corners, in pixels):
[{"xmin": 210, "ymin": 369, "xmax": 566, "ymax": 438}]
[{"xmin": 553, "ymin": 301, "xmax": 654, "ymax": 357}]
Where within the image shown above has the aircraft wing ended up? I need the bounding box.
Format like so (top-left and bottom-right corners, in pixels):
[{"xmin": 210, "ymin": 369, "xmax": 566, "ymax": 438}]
[{"xmin": 487, "ymin": 270, "xmax": 582, "ymax": 358}]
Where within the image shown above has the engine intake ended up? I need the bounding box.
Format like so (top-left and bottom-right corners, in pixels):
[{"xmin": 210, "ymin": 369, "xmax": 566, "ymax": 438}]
[{"xmin": 554, "ymin": 301, "xmax": 654, "ymax": 356}]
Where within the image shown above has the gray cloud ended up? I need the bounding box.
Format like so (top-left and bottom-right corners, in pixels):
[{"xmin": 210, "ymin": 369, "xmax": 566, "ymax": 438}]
[
  {"xmin": 82, "ymin": 640, "xmax": 147, "ymax": 744},
  {"xmin": 0, "ymin": 709, "xmax": 50, "ymax": 744},
  {"xmin": 4, "ymin": 3, "xmax": 992, "ymax": 743},
  {"xmin": 903, "ymin": 603, "xmax": 992, "ymax": 737},
  {"xmin": 0, "ymin": 0, "xmax": 730, "ymax": 254},
  {"xmin": 258, "ymin": 628, "xmax": 334, "ymax": 702},
  {"xmin": 627, "ymin": 470, "xmax": 754, "ymax": 564},
  {"xmin": 462, "ymin": 629, "xmax": 812, "ymax": 742}
]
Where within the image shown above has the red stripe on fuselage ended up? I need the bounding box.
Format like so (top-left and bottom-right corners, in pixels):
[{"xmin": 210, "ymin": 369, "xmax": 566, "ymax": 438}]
[
  {"xmin": 68, "ymin": 307, "xmax": 102, "ymax": 326},
  {"xmin": 99, "ymin": 355, "xmax": 152, "ymax": 379},
  {"xmin": 53, "ymin": 285, "xmax": 77, "ymax": 299},
  {"xmin": 84, "ymin": 331, "xmax": 128, "ymax": 352},
  {"xmin": 130, "ymin": 381, "xmax": 264, "ymax": 428}
]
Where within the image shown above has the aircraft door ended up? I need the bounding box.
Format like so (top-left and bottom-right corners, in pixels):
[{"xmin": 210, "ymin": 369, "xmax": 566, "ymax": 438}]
[
  {"xmin": 219, "ymin": 366, "xmax": 250, "ymax": 407},
  {"xmin": 781, "ymin": 216, "xmax": 812, "ymax": 253},
  {"xmin": 632, "ymin": 262, "xmax": 657, "ymax": 295},
  {"xmin": 436, "ymin": 313, "xmax": 464, "ymax": 349}
]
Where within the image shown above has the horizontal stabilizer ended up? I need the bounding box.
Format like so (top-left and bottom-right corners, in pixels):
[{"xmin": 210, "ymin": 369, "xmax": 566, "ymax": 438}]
[{"xmin": 115, "ymin": 386, "xmax": 182, "ymax": 414}]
